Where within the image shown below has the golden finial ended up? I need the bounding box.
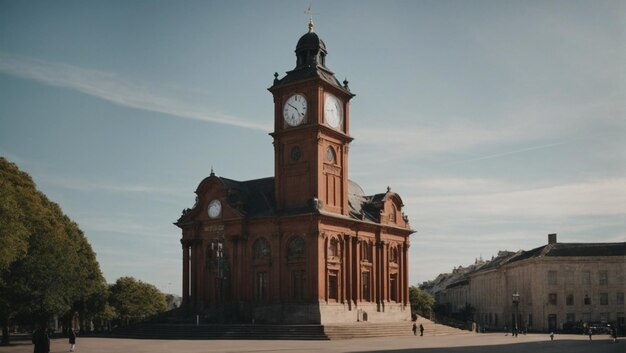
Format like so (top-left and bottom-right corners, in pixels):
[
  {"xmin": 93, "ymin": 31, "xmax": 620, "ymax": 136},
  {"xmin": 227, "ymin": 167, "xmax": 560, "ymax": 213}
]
[{"xmin": 305, "ymin": 4, "xmax": 314, "ymax": 32}]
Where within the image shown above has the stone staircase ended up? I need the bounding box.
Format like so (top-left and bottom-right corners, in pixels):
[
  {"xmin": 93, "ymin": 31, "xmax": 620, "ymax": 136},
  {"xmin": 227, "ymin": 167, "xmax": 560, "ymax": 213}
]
[
  {"xmin": 323, "ymin": 317, "xmax": 471, "ymax": 339},
  {"xmin": 110, "ymin": 323, "xmax": 328, "ymax": 340},
  {"xmin": 108, "ymin": 316, "xmax": 470, "ymax": 340}
]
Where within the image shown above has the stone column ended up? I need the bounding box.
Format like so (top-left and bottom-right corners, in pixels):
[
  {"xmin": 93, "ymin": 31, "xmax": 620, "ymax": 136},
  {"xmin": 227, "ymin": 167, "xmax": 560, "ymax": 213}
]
[
  {"xmin": 403, "ymin": 242, "xmax": 409, "ymax": 306},
  {"xmin": 181, "ymin": 240, "xmax": 190, "ymax": 305}
]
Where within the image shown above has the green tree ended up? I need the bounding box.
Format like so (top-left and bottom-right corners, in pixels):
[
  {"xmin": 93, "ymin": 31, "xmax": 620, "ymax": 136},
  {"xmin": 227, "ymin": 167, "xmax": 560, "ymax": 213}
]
[
  {"xmin": 0, "ymin": 157, "xmax": 108, "ymax": 344},
  {"xmin": 109, "ymin": 277, "xmax": 167, "ymax": 325},
  {"xmin": 409, "ymin": 286, "xmax": 435, "ymax": 316}
]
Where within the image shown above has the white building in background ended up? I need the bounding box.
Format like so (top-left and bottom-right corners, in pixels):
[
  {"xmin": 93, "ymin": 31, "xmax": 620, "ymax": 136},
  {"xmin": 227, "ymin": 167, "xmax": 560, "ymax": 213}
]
[{"xmin": 424, "ymin": 234, "xmax": 625, "ymax": 333}]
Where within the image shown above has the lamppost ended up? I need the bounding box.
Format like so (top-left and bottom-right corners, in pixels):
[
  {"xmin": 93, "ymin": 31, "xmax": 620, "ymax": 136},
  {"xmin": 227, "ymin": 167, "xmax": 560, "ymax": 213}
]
[{"xmin": 512, "ymin": 291, "xmax": 520, "ymax": 337}]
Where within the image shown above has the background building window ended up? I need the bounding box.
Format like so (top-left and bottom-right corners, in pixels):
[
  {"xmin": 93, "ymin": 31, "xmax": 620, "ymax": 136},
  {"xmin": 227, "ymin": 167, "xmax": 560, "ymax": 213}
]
[
  {"xmin": 584, "ymin": 294, "xmax": 591, "ymax": 305},
  {"xmin": 599, "ymin": 270, "xmax": 608, "ymax": 285},
  {"xmin": 582, "ymin": 271, "xmax": 591, "ymax": 285},
  {"xmin": 565, "ymin": 270, "xmax": 574, "ymax": 285},
  {"xmin": 618, "ymin": 292, "xmax": 624, "ymax": 305},
  {"xmin": 566, "ymin": 313, "xmax": 575, "ymax": 323},
  {"xmin": 566, "ymin": 294, "xmax": 574, "ymax": 306},
  {"xmin": 549, "ymin": 293, "xmax": 557, "ymax": 305},
  {"xmin": 600, "ymin": 293, "xmax": 609, "ymax": 305},
  {"xmin": 548, "ymin": 270, "xmax": 557, "ymax": 285}
]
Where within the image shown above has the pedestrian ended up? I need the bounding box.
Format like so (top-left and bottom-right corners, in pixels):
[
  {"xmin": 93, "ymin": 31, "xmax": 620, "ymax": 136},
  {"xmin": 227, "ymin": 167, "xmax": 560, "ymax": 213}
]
[
  {"xmin": 549, "ymin": 331, "xmax": 554, "ymax": 341},
  {"xmin": 610, "ymin": 325, "xmax": 617, "ymax": 343},
  {"xmin": 32, "ymin": 325, "xmax": 50, "ymax": 353},
  {"xmin": 68, "ymin": 327, "xmax": 77, "ymax": 351},
  {"xmin": 587, "ymin": 326, "xmax": 592, "ymax": 341},
  {"xmin": 412, "ymin": 322, "xmax": 417, "ymax": 336},
  {"xmin": 419, "ymin": 323, "xmax": 424, "ymax": 336}
]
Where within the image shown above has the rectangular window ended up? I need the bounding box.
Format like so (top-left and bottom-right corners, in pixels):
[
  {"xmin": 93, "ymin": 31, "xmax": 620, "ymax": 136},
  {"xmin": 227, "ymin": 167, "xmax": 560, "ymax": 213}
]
[
  {"xmin": 549, "ymin": 293, "xmax": 557, "ymax": 305},
  {"xmin": 565, "ymin": 271, "xmax": 574, "ymax": 285},
  {"xmin": 566, "ymin": 294, "xmax": 574, "ymax": 306},
  {"xmin": 293, "ymin": 270, "xmax": 306, "ymax": 300},
  {"xmin": 582, "ymin": 271, "xmax": 591, "ymax": 285},
  {"xmin": 548, "ymin": 270, "xmax": 557, "ymax": 285},
  {"xmin": 328, "ymin": 272, "xmax": 338, "ymax": 301},
  {"xmin": 599, "ymin": 270, "xmax": 608, "ymax": 285},
  {"xmin": 390, "ymin": 273, "xmax": 398, "ymax": 301},
  {"xmin": 566, "ymin": 313, "xmax": 575, "ymax": 323},
  {"xmin": 256, "ymin": 272, "xmax": 267, "ymax": 301},
  {"xmin": 600, "ymin": 292, "xmax": 608, "ymax": 305},
  {"xmin": 600, "ymin": 312, "xmax": 610, "ymax": 322},
  {"xmin": 584, "ymin": 294, "xmax": 591, "ymax": 305},
  {"xmin": 527, "ymin": 314, "xmax": 532, "ymax": 328},
  {"xmin": 362, "ymin": 271, "xmax": 370, "ymax": 301},
  {"xmin": 618, "ymin": 292, "xmax": 625, "ymax": 305},
  {"xmin": 582, "ymin": 313, "xmax": 591, "ymax": 322}
]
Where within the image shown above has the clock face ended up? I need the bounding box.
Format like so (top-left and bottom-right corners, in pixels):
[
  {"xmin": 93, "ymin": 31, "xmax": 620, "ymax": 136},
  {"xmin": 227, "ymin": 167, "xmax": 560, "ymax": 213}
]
[
  {"xmin": 208, "ymin": 199, "xmax": 222, "ymax": 219},
  {"xmin": 324, "ymin": 93, "xmax": 343, "ymax": 129},
  {"xmin": 283, "ymin": 94, "xmax": 307, "ymax": 127}
]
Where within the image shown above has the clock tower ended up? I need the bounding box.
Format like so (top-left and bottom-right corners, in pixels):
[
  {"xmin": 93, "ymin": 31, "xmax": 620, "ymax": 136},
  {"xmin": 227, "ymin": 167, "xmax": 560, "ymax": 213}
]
[
  {"xmin": 269, "ymin": 19, "xmax": 355, "ymax": 215},
  {"xmin": 177, "ymin": 19, "xmax": 414, "ymax": 326}
]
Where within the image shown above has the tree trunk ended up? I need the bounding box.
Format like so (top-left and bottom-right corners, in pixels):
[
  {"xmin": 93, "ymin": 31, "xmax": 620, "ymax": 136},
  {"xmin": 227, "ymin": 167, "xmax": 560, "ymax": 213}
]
[{"xmin": 1, "ymin": 321, "xmax": 9, "ymax": 346}]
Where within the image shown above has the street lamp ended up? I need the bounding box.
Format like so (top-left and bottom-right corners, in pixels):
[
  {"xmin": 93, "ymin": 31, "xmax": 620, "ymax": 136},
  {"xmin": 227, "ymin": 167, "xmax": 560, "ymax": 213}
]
[{"xmin": 512, "ymin": 291, "xmax": 520, "ymax": 337}]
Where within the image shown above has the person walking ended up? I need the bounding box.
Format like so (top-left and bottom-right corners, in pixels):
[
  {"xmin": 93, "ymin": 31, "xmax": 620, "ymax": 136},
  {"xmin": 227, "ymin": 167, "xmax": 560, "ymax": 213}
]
[
  {"xmin": 610, "ymin": 325, "xmax": 617, "ymax": 343},
  {"xmin": 419, "ymin": 324, "xmax": 424, "ymax": 336},
  {"xmin": 68, "ymin": 327, "xmax": 77, "ymax": 351},
  {"xmin": 412, "ymin": 322, "xmax": 417, "ymax": 336},
  {"xmin": 587, "ymin": 326, "xmax": 593, "ymax": 341},
  {"xmin": 32, "ymin": 325, "xmax": 50, "ymax": 353}
]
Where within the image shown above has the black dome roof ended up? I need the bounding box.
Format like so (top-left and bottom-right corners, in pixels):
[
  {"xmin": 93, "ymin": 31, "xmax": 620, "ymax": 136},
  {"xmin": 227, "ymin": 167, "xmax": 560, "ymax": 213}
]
[{"xmin": 296, "ymin": 31, "xmax": 327, "ymax": 53}]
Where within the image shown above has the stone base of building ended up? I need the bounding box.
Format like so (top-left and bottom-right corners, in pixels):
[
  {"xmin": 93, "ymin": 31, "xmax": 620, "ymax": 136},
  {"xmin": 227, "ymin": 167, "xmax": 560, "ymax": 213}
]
[{"xmin": 247, "ymin": 301, "xmax": 410, "ymax": 324}]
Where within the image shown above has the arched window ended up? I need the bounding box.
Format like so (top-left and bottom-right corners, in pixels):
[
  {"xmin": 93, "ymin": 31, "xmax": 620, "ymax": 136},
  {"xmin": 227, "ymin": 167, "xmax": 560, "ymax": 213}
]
[
  {"xmin": 287, "ymin": 236, "xmax": 306, "ymax": 261},
  {"xmin": 253, "ymin": 237, "xmax": 271, "ymax": 260},
  {"xmin": 329, "ymin": 237, "xmax": 339, "ymax": 257},
  {"xmin": 361, "ymin": 241, "xmax": 371, "ymax": 262},
  {"xmin": 390, "ymin": 247, "xmax": 398, "ymax": 263}
]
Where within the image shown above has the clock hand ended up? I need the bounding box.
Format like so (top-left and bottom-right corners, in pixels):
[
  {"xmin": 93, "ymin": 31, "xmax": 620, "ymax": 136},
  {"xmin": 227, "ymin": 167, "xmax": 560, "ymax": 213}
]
[{"xmin": 288, "ymin": 103, "xmax": 301, "ymax": 115}]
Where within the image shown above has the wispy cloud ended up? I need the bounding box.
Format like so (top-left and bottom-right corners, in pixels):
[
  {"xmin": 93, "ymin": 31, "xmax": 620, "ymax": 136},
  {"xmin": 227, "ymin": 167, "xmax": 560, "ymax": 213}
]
[
  {"xmin": 404, "ymin": 177, "xmax": 626, "ymax": 221},
  {"xmin": 0, "ymin": 52, "xmax": 271, "ymax": 131},
  {"xmin": 40, "ymin": 173, "xmax": 184, "ymax": 197}
]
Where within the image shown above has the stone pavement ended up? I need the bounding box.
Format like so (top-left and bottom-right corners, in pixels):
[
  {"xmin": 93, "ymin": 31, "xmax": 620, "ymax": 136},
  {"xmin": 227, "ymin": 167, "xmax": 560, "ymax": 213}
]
[{"xmin": 0, "ymin": 333, "xmax": 620, "ymax": 353}]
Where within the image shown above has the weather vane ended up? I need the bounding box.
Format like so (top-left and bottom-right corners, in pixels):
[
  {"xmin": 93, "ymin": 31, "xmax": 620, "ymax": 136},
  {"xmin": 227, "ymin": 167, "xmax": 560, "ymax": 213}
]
[{"xmin": 305, "ymin": 4, "xmax": 314, "ymax": 32}]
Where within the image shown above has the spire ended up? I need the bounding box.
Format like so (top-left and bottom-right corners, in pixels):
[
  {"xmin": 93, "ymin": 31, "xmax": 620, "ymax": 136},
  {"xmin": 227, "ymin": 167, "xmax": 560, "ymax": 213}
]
[{"xmin": 305, "ymin": 4, "xmax": 314, "ymax": 32}]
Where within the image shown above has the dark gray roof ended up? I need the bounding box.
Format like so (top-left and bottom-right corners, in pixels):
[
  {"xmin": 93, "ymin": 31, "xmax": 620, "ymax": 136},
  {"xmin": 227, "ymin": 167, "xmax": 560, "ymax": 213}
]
[
  {"xmin": 219, "ymin": 176, "xmax": 276, "ymax": 218},
  {"xmin": 218, "ymin": 177, "xmax": 387, "ymax": 222}
]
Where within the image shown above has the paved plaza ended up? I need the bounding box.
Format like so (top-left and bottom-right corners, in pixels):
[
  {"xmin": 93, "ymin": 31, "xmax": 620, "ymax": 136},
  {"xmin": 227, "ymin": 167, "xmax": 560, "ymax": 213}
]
[{"xmin": 0, "ymin": 333, "xmax": 621, "ymax": 353}]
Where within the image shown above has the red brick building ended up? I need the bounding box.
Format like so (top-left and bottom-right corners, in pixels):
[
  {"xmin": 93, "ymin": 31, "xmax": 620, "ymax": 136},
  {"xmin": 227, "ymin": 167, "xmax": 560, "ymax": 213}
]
[{"xmin": 176, "ymin": 22, "xmax": 415, "ymax": 324}]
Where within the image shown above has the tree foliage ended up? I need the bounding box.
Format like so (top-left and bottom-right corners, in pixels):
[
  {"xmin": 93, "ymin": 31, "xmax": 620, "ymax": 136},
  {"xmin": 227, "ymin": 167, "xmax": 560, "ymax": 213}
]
[
  {"xmin": 109, "ymin": 277, "xmax": 167, "ymax": 324},
  {"xmin": 409, "ymin": 286, "xmax": 435, "ymax": 315},
  {"xmin": 0, "ymin": 157, "xmax": 107, "ymax": 344}
]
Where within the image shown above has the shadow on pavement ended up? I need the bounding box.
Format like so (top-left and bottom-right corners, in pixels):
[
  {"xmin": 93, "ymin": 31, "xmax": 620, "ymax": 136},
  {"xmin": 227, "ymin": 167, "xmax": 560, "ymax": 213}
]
[{"xmin": 353, "ymin": 339, "xmax": 621, "ymax": 353}]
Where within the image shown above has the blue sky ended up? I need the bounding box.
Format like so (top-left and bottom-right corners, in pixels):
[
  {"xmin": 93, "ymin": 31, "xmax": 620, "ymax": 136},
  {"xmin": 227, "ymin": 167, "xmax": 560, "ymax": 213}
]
[{"xmin": 1, "ymin": 0, "xmax": 624, "ymax": 295}]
